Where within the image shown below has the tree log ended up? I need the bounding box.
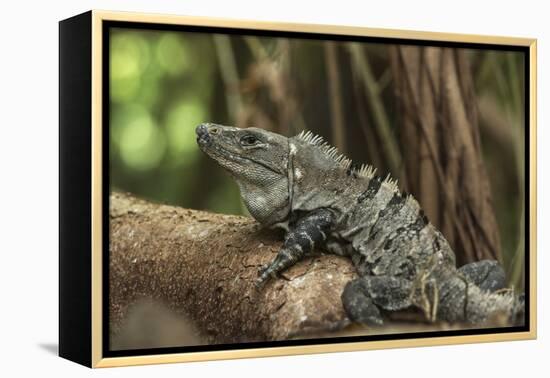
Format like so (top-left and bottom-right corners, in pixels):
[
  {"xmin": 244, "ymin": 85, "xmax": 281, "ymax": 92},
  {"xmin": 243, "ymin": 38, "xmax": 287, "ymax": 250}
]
[{"xmin": 109, "ymin": 192, "xmax": 357, "ymax": 347}]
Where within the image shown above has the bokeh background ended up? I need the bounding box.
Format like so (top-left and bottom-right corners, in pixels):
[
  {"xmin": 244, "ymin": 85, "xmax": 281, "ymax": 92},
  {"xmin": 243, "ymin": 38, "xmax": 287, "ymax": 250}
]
[{"xmin": 109, "ymin": 27, "xmax": 525, "ymax": 289}]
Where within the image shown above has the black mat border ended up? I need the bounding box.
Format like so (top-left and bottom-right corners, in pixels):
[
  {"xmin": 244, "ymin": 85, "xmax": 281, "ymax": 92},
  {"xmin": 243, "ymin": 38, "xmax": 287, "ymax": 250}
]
[{"xmin": 101, "ymin": 20, "xmax": 531, "ymax": 359}]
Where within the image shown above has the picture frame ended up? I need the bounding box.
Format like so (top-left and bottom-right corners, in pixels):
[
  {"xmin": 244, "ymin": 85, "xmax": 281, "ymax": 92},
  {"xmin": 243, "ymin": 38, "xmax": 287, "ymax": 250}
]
[{"xmin": 59, "ymin": 10, "xmax": 537, "ymax": 368}]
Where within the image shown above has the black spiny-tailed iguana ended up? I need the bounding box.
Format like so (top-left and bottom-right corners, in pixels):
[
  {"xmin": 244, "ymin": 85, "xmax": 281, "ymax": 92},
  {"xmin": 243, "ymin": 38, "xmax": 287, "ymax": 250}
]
[{"xmin": 196, "ymin": 123, "xmax": 524, "ymax": 326}]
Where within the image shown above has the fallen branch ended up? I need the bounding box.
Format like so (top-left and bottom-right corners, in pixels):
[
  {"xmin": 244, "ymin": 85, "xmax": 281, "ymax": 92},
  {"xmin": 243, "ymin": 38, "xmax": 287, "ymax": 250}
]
[{"xmin": 109, "ymin": 192, "xmax": 356, "ymax": 347}]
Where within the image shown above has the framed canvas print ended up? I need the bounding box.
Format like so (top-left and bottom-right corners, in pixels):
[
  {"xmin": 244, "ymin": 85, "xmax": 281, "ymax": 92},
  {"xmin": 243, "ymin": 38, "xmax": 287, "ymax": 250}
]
[{"xmin": 59, "ymin": 10, "xmax": 537, "ymax": 368}]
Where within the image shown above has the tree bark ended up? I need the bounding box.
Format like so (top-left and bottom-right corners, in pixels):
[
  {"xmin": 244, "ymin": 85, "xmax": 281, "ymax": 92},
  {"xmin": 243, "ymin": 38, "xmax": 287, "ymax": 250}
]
[
  {"xmin": 390, "ymin": 46, "xmax": 502, "ymax": 266},
  {"xmin": 109, "ymin": 192, "xmax": 356, "ymax": 348}
]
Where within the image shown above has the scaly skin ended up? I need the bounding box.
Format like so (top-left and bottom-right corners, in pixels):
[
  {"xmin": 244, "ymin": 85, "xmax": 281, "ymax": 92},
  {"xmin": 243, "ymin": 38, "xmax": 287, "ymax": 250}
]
[{"xmin": 196, "ymin": 123, "xmax": 524, "ymax": 326}]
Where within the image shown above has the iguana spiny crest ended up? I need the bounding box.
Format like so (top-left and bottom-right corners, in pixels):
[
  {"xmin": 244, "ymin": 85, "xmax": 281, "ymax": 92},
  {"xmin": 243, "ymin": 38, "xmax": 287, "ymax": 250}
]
[{"xmin": 196, "ymin": 123, "xmax": 524, "ymax": 326}]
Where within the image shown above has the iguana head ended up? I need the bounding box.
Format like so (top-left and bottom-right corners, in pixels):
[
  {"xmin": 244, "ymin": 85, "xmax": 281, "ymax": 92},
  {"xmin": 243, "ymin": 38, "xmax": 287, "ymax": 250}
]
[{"xmin": 196, "ymin": 123, "xmax": 291, "ymax": 226}]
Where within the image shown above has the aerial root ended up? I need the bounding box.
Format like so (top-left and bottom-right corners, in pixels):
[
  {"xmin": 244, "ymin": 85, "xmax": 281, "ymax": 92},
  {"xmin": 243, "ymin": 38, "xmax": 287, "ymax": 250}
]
[
  {"xmin": 431, "ymin": 283, "xmax": 439, "ymax": 322},
  {"xmin": 411, "ymin": 255, "xmax": 440, "ymax": 323}
]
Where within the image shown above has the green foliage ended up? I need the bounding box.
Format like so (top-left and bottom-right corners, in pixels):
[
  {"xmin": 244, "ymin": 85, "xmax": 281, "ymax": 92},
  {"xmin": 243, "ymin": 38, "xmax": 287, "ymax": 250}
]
[{"xmin": 109, "ymin": 28, "xmax": 231, "ymax": 211}]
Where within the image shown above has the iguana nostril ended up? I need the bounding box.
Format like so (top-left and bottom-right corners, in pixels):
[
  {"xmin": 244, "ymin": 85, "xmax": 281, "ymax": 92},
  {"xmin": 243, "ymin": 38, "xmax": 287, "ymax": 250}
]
[{"xmin": 196, "ymin": 124, "xmax": 208, "ymax": 137}]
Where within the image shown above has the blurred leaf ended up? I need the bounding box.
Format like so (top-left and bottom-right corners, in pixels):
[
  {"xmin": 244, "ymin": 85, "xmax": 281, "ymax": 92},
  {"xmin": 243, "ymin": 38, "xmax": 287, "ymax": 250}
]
[
  {"xmin": 115, "ymin": 104, "xmax": 166, "ymax": 171},
  {"xmin": 110, "ymin": 31, "xmax": 151, "ymax": 102},
  {"xmin": 165, "ymin": 100, "xmax": 206, "ymax": 163},
  {"xmin": 156, "ymin": 33, "xmax": 190, "ymax": 76}
]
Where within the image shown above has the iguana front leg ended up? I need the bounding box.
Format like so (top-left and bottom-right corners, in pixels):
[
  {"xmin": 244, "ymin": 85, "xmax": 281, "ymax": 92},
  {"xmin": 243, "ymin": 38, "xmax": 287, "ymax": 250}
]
[{"xmin": 256, "ymin": 208, "xmax": 335, "ymax": 287}]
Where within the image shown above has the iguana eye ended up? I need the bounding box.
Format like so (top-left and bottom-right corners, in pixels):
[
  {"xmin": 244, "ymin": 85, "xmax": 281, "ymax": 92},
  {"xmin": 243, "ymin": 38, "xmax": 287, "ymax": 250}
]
[{"xmin": 240, "ymin": 135, "xmax": 260, "ymax": 146}]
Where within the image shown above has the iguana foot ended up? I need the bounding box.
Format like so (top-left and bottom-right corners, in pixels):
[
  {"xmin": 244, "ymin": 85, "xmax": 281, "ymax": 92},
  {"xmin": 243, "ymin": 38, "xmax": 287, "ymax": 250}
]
[
  {"xmin": 458, "ymin": 260, "xmax": 506, "ymax": 292},
  {"xmin": 257, "ymin": 263, "xmax": 270, "ymax": 277},
  {"xmin": 342, "ymin": 278, "xmax": 384, "ymax": 326},
  {"xmin": 255, "ymin": 263, "xmax": 275, "ymax": 288}
]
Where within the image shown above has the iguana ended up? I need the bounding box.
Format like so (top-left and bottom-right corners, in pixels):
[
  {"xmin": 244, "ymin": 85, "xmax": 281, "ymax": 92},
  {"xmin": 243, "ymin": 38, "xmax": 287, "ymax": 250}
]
[{"xmin": 196, "ymin": 123, "xmax": 524, "ymax": 326}]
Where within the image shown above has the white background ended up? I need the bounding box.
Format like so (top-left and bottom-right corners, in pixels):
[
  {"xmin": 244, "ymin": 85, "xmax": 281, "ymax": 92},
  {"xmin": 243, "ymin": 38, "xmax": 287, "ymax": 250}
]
[{"xmin": 0, "ymin": 0, "xmax": 546, "ymax": 376}]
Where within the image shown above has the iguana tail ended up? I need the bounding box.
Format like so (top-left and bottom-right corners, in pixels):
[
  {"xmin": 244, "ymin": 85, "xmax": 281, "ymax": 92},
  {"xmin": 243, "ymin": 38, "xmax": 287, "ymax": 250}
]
[{"xmin": 430, "ymin": 266, "xmax": 525, "ymax": 325}]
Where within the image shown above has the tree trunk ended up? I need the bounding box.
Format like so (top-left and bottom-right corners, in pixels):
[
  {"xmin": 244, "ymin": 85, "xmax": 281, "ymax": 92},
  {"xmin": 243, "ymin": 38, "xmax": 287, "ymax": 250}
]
[
  {"xmin": 390, "ymin": 46, "xmax": 502, "ymax": 266},
  {"xmin": 109, "ymin": 192, "xmax": 356, "ymax": 348}
]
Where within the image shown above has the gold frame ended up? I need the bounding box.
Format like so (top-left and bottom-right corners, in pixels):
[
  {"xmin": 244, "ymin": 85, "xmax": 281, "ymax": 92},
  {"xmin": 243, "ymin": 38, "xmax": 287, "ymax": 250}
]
[{"xmin": 90, "ymin": 9, "xmax": 537, "ymax": 368}]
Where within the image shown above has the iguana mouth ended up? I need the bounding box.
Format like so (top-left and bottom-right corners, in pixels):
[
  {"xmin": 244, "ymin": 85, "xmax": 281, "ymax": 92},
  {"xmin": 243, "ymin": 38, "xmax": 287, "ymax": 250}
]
[
  {"xmin": 196, "ymin": 125, "xmax": 284, "ymax": 175},
  {"xmin": 210, "ymin": 143, "xmax": 283, "ymax": 175}
]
